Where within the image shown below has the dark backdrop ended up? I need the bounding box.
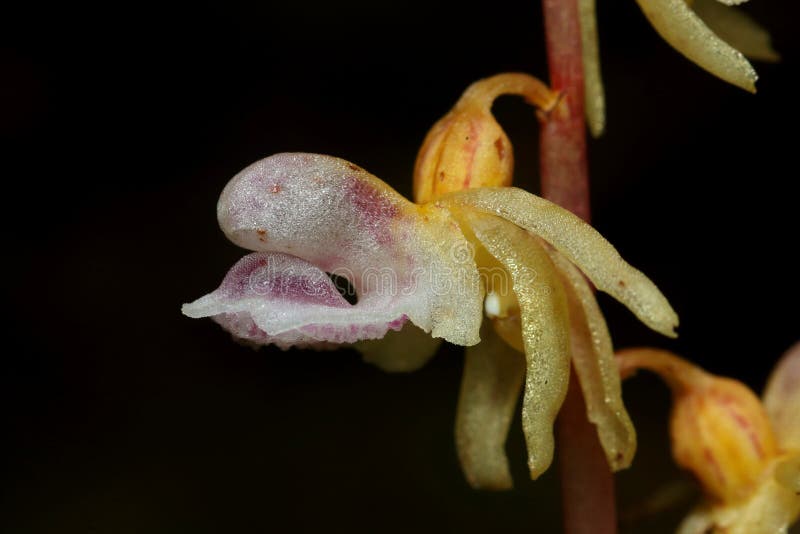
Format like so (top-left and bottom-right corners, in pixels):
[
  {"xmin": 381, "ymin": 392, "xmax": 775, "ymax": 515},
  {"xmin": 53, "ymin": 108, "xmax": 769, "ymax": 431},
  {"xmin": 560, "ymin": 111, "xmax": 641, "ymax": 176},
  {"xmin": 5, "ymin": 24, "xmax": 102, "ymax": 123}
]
[{"xmin": 3, "ymin": 1, "xmax": 798, "ymax": 532}]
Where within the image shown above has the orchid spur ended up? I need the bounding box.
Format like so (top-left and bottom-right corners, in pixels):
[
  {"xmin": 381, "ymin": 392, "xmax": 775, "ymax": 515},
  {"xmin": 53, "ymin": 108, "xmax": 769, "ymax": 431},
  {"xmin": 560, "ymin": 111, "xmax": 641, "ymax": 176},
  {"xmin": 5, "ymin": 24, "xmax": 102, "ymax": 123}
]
[{"xmin": 182, "ymin": 74, "xmax": 679, "ymax": 486}]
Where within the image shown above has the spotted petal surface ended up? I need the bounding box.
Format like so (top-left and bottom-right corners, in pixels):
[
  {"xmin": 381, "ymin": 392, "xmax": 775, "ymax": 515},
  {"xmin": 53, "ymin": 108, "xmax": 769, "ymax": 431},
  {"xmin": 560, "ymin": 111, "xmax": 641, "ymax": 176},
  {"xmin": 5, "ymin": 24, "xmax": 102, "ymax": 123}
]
[{"xmin": 183, "ymin": 153, "xmax": 483, "ymax": 348}]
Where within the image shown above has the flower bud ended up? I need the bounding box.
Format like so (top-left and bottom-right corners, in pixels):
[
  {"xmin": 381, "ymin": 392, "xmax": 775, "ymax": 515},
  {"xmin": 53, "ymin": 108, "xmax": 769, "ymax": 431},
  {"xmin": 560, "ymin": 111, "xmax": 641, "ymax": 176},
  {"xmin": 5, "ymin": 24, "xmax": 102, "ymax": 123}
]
[
  {"xmin": 413, "ymin": 73, "xmax": 558, "ymax": 204},
  {"xmin": 670, "ymin": 374, "xmax": 777, "ymax": 503},
  {"xmin": 617, "ymin": 348, "xmax": 778, "ymax": 504}
]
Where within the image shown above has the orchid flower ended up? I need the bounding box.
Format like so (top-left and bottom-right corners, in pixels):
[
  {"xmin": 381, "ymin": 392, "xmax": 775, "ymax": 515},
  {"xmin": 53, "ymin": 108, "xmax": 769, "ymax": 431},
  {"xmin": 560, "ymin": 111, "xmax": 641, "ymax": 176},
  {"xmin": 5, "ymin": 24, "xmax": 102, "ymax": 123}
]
[
  {"xmin": 617, "ymin": 344, "xmax": 800, "ymax": 534},
  {"xmin": 183, "ymin": 73, "xmax": 678, "ymax": 486},
  {"xmin": 579, "ymin": 0, "xmax": 779, "ymax": 136}
]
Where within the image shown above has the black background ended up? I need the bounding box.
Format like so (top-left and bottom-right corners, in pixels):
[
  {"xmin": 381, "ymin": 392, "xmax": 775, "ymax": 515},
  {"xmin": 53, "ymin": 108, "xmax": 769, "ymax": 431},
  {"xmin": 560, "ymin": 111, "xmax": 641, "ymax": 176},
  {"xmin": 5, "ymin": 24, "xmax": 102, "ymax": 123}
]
[{"xmin": 3, "ymin": 1, "xmax": 798, "ymax": 532}]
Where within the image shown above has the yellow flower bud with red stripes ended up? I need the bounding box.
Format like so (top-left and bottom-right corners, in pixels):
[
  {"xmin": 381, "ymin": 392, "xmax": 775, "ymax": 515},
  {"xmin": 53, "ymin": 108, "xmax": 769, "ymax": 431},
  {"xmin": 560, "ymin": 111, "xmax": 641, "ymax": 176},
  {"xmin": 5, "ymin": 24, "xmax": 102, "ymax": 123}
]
[
  {"xmin": 617, "ymin": 348, "xmax": 778, "ymax": 503},
  {"xmin": 618, "ymin": 346, "xmax": 800, "ymax": 534},
  {"xmin": 669, "ymin": 372, "xmax": 778, "ymax": 503},
  {"xmin": 413, "ymin": 73, "xmax": 558, "ymax": 203}
]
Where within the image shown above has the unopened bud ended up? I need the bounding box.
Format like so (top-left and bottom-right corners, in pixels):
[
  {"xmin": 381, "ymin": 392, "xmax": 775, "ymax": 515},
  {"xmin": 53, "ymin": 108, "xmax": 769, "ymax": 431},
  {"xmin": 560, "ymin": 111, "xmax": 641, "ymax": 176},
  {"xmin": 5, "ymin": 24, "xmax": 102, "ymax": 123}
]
[
  {"xmin": 617, "ymin": 348, "xmax": 778, "ymax": 504},
  {"xmin": 413, "ymin": 73, "xmax": 558, "ymax": 204},
  {"xmin": 671, "ymin": 375, "xmax": 778, "ymax": 503}
]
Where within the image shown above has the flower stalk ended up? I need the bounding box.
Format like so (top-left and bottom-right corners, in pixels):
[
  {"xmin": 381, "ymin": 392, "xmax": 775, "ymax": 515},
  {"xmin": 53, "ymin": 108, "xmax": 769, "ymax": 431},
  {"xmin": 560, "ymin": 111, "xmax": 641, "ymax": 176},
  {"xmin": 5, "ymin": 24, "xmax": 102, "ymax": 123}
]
[
  {"xmin": 540, "ymin": 0, "xmax": 616, "ymax": 532},
  {"xmin": 540, "ymin": 0, "xmax": 591, "ymax": 223}
]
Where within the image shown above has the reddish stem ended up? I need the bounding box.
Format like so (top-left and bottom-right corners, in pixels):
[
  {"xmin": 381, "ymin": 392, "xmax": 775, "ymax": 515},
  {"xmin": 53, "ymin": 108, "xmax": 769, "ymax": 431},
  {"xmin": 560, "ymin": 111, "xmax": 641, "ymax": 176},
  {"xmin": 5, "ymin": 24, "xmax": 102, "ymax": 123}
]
[
  {"xmin": 557, "ymin": 374, "xmax": 617, "ymax": 534},
  {"xmin": 540, "ymin": 0, "xmax": 591, "ymax": 222},
  {"xmin": 540, "ymin": 1, "xmax": 616, "ymax": 533}
]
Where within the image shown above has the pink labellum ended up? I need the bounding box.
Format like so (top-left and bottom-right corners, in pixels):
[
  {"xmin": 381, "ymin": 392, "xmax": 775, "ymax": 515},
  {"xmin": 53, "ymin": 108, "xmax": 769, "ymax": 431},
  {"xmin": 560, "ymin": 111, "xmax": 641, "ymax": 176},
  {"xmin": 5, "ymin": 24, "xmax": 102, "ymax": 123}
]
[
  {"xmin": 183, "ymin": 153, "xmax": 483, "ymax": 348},
  {"xmin": 184, "ymin": 252, "xmax": 408, "ymax": 349}
]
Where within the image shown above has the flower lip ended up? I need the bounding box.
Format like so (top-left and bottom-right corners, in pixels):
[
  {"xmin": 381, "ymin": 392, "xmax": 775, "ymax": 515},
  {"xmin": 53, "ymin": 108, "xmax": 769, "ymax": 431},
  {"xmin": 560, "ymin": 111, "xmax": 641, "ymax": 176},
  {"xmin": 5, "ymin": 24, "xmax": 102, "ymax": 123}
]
[
  {"xmin": 207, "ymin": 251, "xmax": 353, "ymax": 309},
  {"xmin": 184, "ymin": 152, "xmax": 485, "ymax": 347},
  {"xmin": 182, "ymin": 251, "xmax": 411, "ymax": 348}
]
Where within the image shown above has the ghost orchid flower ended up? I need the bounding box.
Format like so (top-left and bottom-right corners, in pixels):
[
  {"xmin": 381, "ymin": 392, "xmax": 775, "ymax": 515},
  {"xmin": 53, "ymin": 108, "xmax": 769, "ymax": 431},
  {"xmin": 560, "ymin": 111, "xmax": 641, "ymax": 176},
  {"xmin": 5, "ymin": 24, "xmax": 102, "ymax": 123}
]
[
  {"xmin": 183, "ymin": 73, "xmax": 678, "ymax": 485},
  {"xmin": 616, "ymin": 344, "xmax": 800, "ymax": 534},
  {"xmin": 579, "ymin": 0, "xmax": 778, "ymax": 136}
]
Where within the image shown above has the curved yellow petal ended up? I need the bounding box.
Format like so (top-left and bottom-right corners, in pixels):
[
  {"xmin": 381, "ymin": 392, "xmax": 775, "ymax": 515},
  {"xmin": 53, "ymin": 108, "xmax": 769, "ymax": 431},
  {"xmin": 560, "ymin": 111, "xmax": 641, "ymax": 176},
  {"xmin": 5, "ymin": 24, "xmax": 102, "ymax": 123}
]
[
  {"xmin": 436, "ymin": 187, "xmax": 679, "ymax": 338},
  {"xmin": 693, "ymin": 0, "xmax": 780, "ymax": 62},
  {"xmin": 579, "ymin": 0, "xmax": 606, "ymax": 137},
  {"xmin": 356, "ymin": 323, "xmax": 443, "ymax": 373},
  {"xmin": 763, "ymin": 341, "xmax": 800, "ymax": 451},
  {"xmin": 548, "ymin": 249, "xmax": 636, "ymax": 471},
  {"xmin": 458, "ymin": 210, "xmax": 571, "ymax": 479},
  {"xmin": 635, "ymin": 0, "xmax": 758, "ymax": 92},
  {"xmin": 455, "ymin": 321, "xmax": 526, "ymax": 490}
]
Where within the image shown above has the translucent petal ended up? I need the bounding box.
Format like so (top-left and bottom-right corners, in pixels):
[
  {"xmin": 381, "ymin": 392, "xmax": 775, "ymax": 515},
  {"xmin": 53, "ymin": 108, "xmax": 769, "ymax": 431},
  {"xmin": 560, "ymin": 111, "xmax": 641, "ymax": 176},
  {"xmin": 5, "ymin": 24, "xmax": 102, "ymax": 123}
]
[
  {"xmin": 693, "ymin": 0, "xmax": 780, "ymax": 62},
  {"xmin": 460, "ymin": 211, "xmax": 571, "ymax": 479},
  {"xmin": 186, "ymin": 153, "xmax": 484, "ymax": 347},
  {"xmin": 436, "ymin": 187, "xmax": 678, "ymax": 337},
  {"xmin": 578, "ymin": 0, "xmax": 606, "ymax": 137},
  {"xmin": 355, "ymin": 323, "xmax": 442, "ymax": 373},
  {"xmin": 182, "ymin": 252, "xmax": 407, "ymax": 349},
  {"xmin": 763, "ymin": 341, "xmax": 800, "ymax": 450},
  {"xmin": 548, "ymin": 249, "xmax": 636, "ymax": 471},
  {"xmin": 455, "ymin": 321, "xmax": 526, "ymax": 490},
  {"xmin": 635, "ymin": 0, "xmax": 758, "ymax": 92}
]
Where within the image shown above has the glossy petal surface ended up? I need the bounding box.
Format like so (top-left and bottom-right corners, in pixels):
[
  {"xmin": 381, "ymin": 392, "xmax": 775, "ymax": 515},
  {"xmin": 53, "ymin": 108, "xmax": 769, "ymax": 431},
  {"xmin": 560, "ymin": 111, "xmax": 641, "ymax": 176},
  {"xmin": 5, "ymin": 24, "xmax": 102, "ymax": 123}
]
[
  {"xmin": 693, "ymin": 0, "xmax": 780, "ymax": 62},
  {"xmin": 635, "ymin": 0, "xmax": 758, "ymax": 92},
  {"xmin": 437, "ymin": 187, "xmax": 678, "ymax": 338},
  {"xmin": 460, "ymin": 211, "xmax": 571, "ymax": 479},
  {"xmin": 549, "ymin": 249, "xmax": 636, "ymax": 471}
]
